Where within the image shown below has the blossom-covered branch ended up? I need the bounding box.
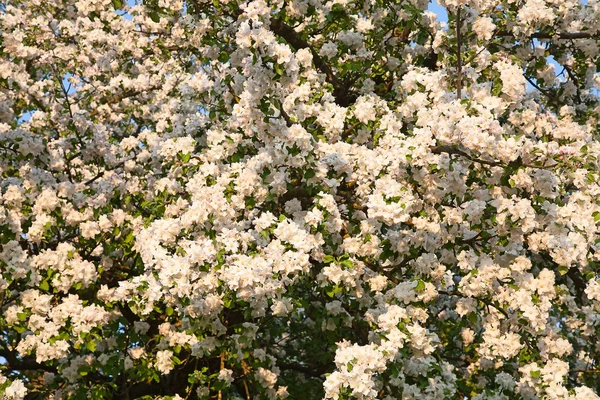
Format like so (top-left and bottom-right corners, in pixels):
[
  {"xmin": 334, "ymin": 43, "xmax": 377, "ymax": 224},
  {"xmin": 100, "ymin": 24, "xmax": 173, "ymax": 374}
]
[{"xmin": 1, "ymin": 0, "xmax": 600, "ymax": 399}]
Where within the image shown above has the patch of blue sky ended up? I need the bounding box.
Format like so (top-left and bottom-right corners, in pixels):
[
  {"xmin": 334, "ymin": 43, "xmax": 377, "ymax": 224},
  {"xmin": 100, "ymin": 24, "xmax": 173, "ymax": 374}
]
[
  {"xmin": 113, "ymin": 0, "xmax": 137, "ymax": 21},
  {"xmin": 428, "ymin": 0, "xmax": 448, "ymax": 25},
  {"xmin": 63, "ymin": 72, "xmax": 78, "ymax": 95},
  {"xmin": 17, "ymin": 110, "xmax": 33, "ymax": 124}
]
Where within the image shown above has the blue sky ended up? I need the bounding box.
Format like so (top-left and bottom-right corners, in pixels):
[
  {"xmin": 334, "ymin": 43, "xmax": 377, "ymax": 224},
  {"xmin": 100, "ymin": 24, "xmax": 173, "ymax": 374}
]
[{"xmin": 428, "ymin": 0, "xmax": 449, "ymax": 23}]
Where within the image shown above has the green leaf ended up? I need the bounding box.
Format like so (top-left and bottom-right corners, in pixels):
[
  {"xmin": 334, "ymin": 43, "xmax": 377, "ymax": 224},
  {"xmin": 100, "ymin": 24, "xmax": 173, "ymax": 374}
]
[
  {"xmin": 274, "ymin": 63, "xmax": 284, "ymax": 76},
  {"xmin": 414, "ymin": 280, "xmax": 426, "ymax": 291},
  {"xmin": 166, "ymin": 306, "xmax": 174, "ymax": 316},
  {"xmin": 593, "ymin": 211, "xmax": 600, "ymax": 222},
  {"xmin": 244, "ymin": 196, "xmax": 256, "ymax": 209},
  {"xmin": 558, "ymin": 265, "xmax": 569, "ymax": 276},
  {"xmin": 326, "ymin": 285, "xmax": 342, "ymax": 298},
  {"xmin": 123, "ymin": 231, "xmax": 134, "ymax": 244},
  {"xmin": 218, "ymin": 52, "xmax": 229, "ymax": 63},
  {"xmin": 304, "ymin": 169, "xmax": 316, "ymax": 179},
  {"xmin": 216, "ymin": 250, "xmax": 225, "ymax": 265},
  {"xmin": 78, "ymin": 365, "xmax": 91, "ymax": 376},
  {"xmin": 467, "ymin": 312, "xmax": 478, "ymax": 325},
  {"xmin": 530, "ymin": 370, "xmax": 541, "ymax": 379},
  {"xmin": 39, "ymin": 280, "xmax": 49, "ymax": 291},
  {"xmin": 149, "ymin": 10, "xmax": 160, "ymax": 23},
  {"xmin": 585, "ymin": 271, "xmax": 595, "ymax": 281},
  {"xmin": 86, "ymin": 340, "xmax": 97, "ymax": 352},
  {"xmin": 323, "ymin": 255, "xmax": 335, "ymax": 264},
  {"xmin": 492, "ymin": 82, "xmax": 503, "ymax": 96}
]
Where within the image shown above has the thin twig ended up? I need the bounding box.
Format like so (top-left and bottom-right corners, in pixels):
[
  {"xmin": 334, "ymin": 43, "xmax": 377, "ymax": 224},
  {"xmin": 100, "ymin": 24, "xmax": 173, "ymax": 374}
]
[
  {"xmin": 342, "ymin": 122, "xmax": 361, "ymax": 138},
  {"xmin": 564, "ymin": 62, "xmax": 582, "ymax": 103},
  {"xmin": 431, "ymin": 145, "xmax": 503, "ymax": 167},
  {"xmin": 524, "ymin": 75, "xmax": 562, "ymax": 106},
  {"xmin": 430, "ymin": 144, "xmax": 557, "ymax": 170}
]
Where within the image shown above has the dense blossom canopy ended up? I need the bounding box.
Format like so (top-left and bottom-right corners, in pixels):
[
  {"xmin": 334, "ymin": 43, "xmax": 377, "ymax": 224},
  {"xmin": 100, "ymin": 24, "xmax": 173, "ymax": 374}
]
[{"xmin": 1, "ymin": 0, "xmax": 600, "ymax": 399}]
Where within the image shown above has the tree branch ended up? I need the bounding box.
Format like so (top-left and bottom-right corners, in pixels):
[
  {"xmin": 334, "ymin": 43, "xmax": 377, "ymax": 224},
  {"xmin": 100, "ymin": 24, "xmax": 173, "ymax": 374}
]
[
  {"xmin": 225, "ymin": 8, "xmax": 353, "ymax": 106},
  {"xmin": 0, "ymin": 349, "xmax": 58, "ymax": 373},
  {"xmin": 497, "ymin": 31, "xmax": 599, "ymax": 40},
  {"xmin": 268, "ymin": 18, "xmax": 351, "ymax": 106},
  {"xmin": 430, "ymin": 145, "xmax": 557, "ymax": 170},
  {"xmin": 564, "ymin": 64, "xmax": 583, "ymax": 104},
  {"xmin": 524, "ymin": 75, "xmax": 562, "ymax": 106},
  {"xmin": 277, "ymin": 361, "xmax": 328, "ymax": 378},
  {"xmin": 430, "ymin": 145, "xmax": 504, "ymax": 167}
]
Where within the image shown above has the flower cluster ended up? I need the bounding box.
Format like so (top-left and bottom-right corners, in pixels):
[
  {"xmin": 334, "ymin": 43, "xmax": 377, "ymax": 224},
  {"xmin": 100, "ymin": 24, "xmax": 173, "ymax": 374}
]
[{"xmin": 1, "ymin": 0, "xmax": 600, "ymax": 399}]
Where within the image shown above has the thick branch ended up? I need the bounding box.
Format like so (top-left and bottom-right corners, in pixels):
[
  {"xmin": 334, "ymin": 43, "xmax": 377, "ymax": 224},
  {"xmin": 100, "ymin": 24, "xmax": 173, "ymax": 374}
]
[
  {"xmin": 0, "ymin": 349, "xmax": 58, "ymax": 373},
  {"xmin": 567, "ymin": 267, "xmax": 587, "ymax": 301},
  {"xmin": 226, "ymin": 8, "xmax": 352, "ymax": 106},
  {"xmin": 121, "ymin": 380, "xmax": 171, "ymax": 400},
  {"xmin": 268, "ymin": 18, "xmax": 350, "ymax": 106},
  {"xmin": 277, "ymin": 361, "xmax": 329, "ymax": 378}
]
